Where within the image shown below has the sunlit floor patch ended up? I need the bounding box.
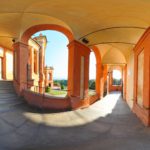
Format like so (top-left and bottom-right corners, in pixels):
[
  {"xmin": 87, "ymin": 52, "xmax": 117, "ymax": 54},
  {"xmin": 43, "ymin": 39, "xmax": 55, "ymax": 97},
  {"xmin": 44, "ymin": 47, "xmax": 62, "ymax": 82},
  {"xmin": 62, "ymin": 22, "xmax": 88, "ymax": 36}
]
[{"xmin": 23, "ymin": 92, "xmax": 121, "ymax": 127}]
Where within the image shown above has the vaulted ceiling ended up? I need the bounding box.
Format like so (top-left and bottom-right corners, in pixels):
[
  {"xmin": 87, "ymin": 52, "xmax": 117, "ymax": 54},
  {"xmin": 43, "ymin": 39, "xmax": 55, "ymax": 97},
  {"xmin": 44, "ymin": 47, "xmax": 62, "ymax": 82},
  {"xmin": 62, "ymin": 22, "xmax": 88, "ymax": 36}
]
[{"xmin": 0, "ymin": 0, "xmax": 149, "ymax": 63}]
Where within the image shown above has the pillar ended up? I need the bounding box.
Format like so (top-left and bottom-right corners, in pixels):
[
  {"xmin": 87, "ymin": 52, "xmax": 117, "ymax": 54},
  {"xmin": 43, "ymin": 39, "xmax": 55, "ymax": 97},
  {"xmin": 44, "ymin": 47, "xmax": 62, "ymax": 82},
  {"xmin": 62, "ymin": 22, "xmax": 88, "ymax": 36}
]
[
  {"xmin": 101, "ymin": 65, "xmax": 108, "ymax": 98},
  {"xmin": 95, "ymin": 62, "xmax": 102, "ymax": 97},
  {"xmin": 39, "ymin": 46, "xmax": 45, "ymax": 93},
  {"xmin": 123, "ymin": 65, "xmax": 127, "ymax": 100},
  {"xmin": 13, "ymin": 42, "xmax": 29, "ymax": 95},
  {"xmin": 67, "ymin": 40, "xmax": 91, "ymax": 109},
  {"xmin": 92, "ymin": 46, "xmax": 102, "ymax": 98},
  {"xmin": 108, "ymin": 71, "xmax": 113, "ymax": 93},
  {"xmin": 2, "ymin": 49, "xmax": 6, "ymax": 79}
]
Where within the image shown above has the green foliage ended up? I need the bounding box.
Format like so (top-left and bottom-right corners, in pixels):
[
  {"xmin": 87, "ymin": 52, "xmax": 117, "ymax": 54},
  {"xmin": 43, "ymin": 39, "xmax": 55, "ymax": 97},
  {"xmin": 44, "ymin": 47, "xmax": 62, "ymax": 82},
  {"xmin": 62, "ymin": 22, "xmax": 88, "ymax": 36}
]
[
  {"xmin": 89, "ymin": 80, "xmax": 96, "ymax": 90},
  {"xmin": 54, "ymin": 81, "xmax": 61, "ymax": 86},
  {"xmin": 45, "ymin": 86, "xmax": 51, "ymax": 93},
  {"xmin": 113, "ymin": 79, "xmax": 121, "ymax": 85},
  {"xmin": 54, "ymin": 80, "xmax": 67, "ymax": 86},
  {"xmin": 49, "ymin": 90, "xmax": 67, "ymax": 96},
  {"xmin": 61, "ymin": 84, "xmax": 65, "ymax": 90},
  {"xmin": 54, "ymin": 80, "xmax": 67, "ymax": 89}
]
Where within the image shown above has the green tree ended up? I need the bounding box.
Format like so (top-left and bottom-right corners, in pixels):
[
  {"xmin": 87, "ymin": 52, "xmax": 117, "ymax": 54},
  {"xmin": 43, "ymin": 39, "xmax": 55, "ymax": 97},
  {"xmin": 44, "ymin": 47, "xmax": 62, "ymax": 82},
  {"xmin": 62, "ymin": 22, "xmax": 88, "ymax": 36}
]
[{"xmin": 89, "ymin": 80, "xmax": 96, "ymax": 90}]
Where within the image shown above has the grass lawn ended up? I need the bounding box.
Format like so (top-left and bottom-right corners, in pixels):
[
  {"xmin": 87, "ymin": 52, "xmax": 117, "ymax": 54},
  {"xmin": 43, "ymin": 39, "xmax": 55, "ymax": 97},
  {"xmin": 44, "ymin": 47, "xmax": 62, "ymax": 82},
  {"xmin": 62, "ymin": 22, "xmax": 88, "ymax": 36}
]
[
  {"xmin": 88, "ymin": 90, "xmax": 96, "ymax": 96},
  {"xmin": 47, "ymin": 89, "xmax": 67, "ymax": 96}
]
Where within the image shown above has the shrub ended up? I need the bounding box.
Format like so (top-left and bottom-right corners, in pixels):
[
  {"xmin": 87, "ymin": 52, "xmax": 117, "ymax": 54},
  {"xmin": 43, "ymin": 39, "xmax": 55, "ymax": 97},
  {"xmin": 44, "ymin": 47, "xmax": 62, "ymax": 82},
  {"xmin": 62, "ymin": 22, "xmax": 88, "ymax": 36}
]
[
  {"xmin": 89, "ymin": 80, "xmax": 96, "ymax": 90},
  {"xmin": 45, "ymin": 86, "xmax": 51, "ymax": 93},
  {"xmin": 61, "ymin": 84, "xmax": 65, "ymax": 90}
]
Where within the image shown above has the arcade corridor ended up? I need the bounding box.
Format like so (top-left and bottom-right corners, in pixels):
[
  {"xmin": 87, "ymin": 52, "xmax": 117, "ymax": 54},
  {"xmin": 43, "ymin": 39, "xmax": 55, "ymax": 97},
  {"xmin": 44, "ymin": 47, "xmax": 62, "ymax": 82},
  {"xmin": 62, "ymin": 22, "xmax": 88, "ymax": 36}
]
[{"xmin": 0, "ymin": 81, "xmax": 150, "ymax": 150}]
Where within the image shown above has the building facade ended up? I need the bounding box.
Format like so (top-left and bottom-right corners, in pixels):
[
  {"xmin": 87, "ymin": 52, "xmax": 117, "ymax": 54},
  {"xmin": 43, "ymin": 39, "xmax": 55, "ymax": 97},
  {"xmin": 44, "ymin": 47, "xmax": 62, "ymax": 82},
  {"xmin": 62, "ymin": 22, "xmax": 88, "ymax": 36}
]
[{"xmin": 27, "ymin": 34, "xmax": 54, "ymax": 93}]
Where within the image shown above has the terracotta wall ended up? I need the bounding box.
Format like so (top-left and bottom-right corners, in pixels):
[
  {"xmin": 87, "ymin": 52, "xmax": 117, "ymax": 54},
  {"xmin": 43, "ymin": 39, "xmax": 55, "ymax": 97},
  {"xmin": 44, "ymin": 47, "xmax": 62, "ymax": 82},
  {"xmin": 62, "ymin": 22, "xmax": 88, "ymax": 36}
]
[
  {"xmin": 126, "ymin": 51, "xmax": 134, "ymax": 108},
  {"xmin": 109, "ymin": 85, "xmax": 122, "ymax": 92},
  {"xmin": 67, "ymin": 40, "xmax": 91, "ymax": 109},
  {"xmin": 24, "ymin": 90, "xmax": 71, "ymax": 110},
  {"xmin": 133, "ymin": 27, "xmax": 150, "ymax": 126}
]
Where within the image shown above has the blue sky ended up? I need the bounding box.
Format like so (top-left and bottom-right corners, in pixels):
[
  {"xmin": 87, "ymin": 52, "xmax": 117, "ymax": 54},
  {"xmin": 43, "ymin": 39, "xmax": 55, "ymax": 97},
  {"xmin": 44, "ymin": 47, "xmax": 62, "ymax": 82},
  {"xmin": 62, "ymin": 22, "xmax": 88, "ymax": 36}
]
[{"xmin": 33, "ymin": 30, "xmax": 96, "ymax": 79}]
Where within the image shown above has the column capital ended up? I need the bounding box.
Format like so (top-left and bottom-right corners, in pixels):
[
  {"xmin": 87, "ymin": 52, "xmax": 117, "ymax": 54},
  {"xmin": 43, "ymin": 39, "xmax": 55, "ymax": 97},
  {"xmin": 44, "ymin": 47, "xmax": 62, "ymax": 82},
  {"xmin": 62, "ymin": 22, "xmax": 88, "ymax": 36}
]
[{"xmin": 68, "ymin": 40, "xmax": 91, "ymax": 54}]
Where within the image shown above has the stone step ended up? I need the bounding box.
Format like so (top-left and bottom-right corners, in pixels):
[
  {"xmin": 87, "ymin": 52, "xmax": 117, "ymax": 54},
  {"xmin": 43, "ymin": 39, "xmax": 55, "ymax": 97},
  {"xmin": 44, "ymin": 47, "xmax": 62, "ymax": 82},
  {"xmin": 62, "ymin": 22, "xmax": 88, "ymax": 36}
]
[
  {"xmin": 0, "ymin": 97, "xmax": 18, "ymax": 100},
  {"xmin": 0, "ymin": 98, "xmax": 19, "ymax": 101},
  {"xmin": 0, "ymin": 93, "xmax": 17, "ymax": 96},
  {"xmin": 0, "ymin": 87, "xmax": 14, "ymax": 90},
  {"xmin": 0, "ymin": 99, "xmax": 20, "ymax": 104},
  {"xmin": 0, "ymin": 90, "xmax": 15, "ymax": 94},
  {"xmin": 0, "ymin": 84, "xmax": 13, "ymax": 87},
  {"xmin": 0, "ymin": 83, "xmax": 13, "ymax": 87},
  {"xmin": 0, "ymin": 81, "xmax": 24, "ymax": 108}
]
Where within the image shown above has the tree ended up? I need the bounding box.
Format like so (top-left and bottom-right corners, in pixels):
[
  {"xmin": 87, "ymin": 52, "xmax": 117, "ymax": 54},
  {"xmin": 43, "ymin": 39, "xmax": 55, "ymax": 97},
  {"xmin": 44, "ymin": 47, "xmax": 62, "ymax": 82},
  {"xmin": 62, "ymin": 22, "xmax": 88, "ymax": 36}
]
[{"xmin": 89, "ymin": 80, "xmax": 96, "ymax": 90}]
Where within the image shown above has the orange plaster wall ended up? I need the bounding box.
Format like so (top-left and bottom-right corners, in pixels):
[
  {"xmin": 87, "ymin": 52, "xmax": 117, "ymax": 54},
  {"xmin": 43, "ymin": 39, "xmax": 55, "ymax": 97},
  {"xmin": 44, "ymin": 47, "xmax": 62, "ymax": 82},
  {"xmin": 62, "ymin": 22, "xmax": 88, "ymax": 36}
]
[
  {"xmin": 126, "ymin": 51, "xmax": 134, "ymax": 108},
  {"xmin": 92, "ymin": 46, "xmax": 102, "ymax": 98},
  {"xmin": 13, "ymin": 42, "xmax": 29, "ymax": 95},
  {"xmin": 123, "ymin": 65, "xmax": 127, "ymax": 99},
  {"xmin": 101, "ymin": 65, "xmax": 108, "ymax": 97},
  {"xmin": 109, "ymin": 85, "xmax": 122, "ymax": 92},
  {"xmin": 133, "ymin": 27, "xmax": 150, "ymax": 126},
  {"xmin": 68, "ymin": 40, "xmax": 91, "ymax": 109}
]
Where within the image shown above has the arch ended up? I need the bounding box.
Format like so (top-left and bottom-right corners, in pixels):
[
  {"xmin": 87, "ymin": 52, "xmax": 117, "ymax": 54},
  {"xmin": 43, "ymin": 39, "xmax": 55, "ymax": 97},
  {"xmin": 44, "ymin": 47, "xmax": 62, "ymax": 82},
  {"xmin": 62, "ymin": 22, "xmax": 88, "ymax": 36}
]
[
  {"xmin": 91, "ymin": 46, "xmax": 102, "ymax": 97},
  {"xmin": 21, "ymin": 24, "xmax": 74, "ymax": 44}
]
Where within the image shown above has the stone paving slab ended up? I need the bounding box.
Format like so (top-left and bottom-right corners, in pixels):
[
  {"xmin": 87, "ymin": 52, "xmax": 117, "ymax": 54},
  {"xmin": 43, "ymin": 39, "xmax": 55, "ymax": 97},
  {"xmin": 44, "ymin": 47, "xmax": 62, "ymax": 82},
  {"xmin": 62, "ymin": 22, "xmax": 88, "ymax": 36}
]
[{"xmin": 0, "ymin": 85, "xmax": 150, "ymax": 150}]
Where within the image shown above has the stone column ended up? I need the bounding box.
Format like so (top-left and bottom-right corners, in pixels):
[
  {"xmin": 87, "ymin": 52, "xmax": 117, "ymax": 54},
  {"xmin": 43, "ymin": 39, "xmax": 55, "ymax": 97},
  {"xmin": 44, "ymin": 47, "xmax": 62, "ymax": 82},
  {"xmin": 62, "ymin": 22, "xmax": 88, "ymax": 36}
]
[
  {"xmin": 2, "ymin": 49, "xmax": 6, "ymax": 79},
  {"xmin": 13, "ymin": 42, "xmax": 29, "ymax": 95},
  {"xmin": 123, "ymin": 65, "xmax": 127, "ymax": 100},
  {"xmin": 67, "ymin": 40, "xmax": 91, "ymax": 109},
  {"xmin": 95, "ymin": 62, "xmax": 102, "ymax": 97},
  {"xmin": 39, "ymin": 47, "xmax": 45, "ymax": 93},
  {"xmin": 101, "ymin": 65, "xmax": 108, "ymax": 97}
]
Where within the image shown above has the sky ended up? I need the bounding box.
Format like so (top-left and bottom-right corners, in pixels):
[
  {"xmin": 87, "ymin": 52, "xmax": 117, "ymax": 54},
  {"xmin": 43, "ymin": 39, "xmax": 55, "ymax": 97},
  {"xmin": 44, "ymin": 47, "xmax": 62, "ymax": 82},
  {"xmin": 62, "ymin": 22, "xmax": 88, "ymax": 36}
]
[
  {"xmin": 112, "ymin": 70, "xmax": 121, "ymax": 79},
  {"xmin": 33, "ymin": 30, "xmax": 96, "ymax": 79}
]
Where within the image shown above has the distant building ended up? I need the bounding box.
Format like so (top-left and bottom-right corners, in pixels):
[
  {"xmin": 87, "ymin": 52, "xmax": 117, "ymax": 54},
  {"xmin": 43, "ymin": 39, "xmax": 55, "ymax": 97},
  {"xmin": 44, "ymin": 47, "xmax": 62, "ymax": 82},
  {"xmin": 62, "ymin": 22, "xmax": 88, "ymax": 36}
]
[
  {"xmin": 28, "ymin": 33, "xmax": 54, "ymax": 93},
  {"xmin": 44, "ymin": 66, "xmax": 54, "ymax": 88}
]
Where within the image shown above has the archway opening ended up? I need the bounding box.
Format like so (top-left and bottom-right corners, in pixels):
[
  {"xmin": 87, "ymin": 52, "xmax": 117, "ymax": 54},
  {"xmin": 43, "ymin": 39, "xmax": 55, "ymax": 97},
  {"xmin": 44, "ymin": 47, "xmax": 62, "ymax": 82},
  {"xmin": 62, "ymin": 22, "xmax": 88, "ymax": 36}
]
[
  {"xmin": 112, "ymin": 70, "xmax": 122, "ymax": 86},
  {"xmin": 88, "ymin": 50, "xmax": 96, "ymax": 96},
  {"xmin": 107, "ymin": 67, "xmax": 123, "ymax": 94},
  {"xmin": 28, "ymin": 30, "xmax": 69, "ymax": 97}
]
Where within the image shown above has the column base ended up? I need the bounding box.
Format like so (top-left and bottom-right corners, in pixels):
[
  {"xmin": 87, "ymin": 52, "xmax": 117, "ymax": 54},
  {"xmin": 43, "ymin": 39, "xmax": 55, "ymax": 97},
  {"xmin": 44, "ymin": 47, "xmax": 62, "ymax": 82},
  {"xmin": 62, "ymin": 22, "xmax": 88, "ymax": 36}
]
[
  {"xmin": 70, "ymin": 94, "xmax": 99, "ymax": 110},
  {"xmin": 70, "ymin": 96, "xmax": 90, "ymax": 110}
]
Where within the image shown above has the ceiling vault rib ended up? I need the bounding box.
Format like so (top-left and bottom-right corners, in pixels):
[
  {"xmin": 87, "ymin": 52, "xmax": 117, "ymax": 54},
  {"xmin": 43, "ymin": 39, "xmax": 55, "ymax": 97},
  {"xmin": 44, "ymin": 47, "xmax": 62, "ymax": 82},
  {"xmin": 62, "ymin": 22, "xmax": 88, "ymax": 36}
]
[
  {"xmin": 0, "ymin": 11, "xmax": 58, "ymax": 18},
  {"xmin": 79, "ymin": 26, "xmax": 147, "ymax": 40},
  {"xmin": 0, "ymin": 36, "xmax": 16, "ymax": 39},
  {"xmin": 88, "ymin": 41, "xmax": 136, "ymax": 47}
]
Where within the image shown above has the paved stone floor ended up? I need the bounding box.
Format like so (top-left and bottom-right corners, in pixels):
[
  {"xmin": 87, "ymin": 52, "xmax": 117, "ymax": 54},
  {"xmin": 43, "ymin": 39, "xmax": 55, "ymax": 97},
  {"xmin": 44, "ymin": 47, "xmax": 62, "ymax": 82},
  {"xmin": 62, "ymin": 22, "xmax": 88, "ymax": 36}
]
[{"xmin": 0, "ymin": 92, "xmax": 150, "ymax": 150}]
